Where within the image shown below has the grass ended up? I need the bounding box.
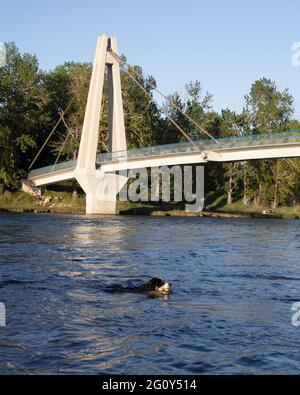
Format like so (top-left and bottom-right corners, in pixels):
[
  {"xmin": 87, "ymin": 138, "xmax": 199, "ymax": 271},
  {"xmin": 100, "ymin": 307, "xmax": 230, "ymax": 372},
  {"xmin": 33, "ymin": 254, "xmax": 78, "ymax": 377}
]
[
  {"xmin": 206, "ymin": 193, "xmax": 300, "ymax": 219},
  {"xmin": 1, "ymin": 188, "xmax": 300, "ymax": 219},
  {"xmin": 0, "ymin": 190, "xmax": 85, "ymax": 214},
  {"xmin": 118, "ymin": 192, "xmax": 300, "ymax": 219}
]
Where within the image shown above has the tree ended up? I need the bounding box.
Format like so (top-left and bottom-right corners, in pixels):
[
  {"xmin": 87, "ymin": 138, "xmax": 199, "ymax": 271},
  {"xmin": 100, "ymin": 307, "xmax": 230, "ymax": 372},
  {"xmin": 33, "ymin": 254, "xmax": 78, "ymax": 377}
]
[
  {"xmin": 163, "ymin": 81, "xmax": 214, "ymax": 143},
  {"xmin": 44, "ymin": 62, "xmax": 91, "ymax": 161},
  {"xmin": 244, "ymin": 78, "xmax": 293, "ymax": 133},
  {"xmin": 0, "ymin": 42, "xmax": 48, "ymax": 189},
  {"xmin": 42, "ymin": 62, "xmax": 92, "ymax": 199},
  {"xmin": 120, "ymin": 63, "xmax": 162, "ymax": 148},
  {"xmin": 219, "ymin": 109, "xmax": 245, "ymax": 204},
  {"xmin": 244, "ymin": 78, "xmax": 295, "ymax": 207}
]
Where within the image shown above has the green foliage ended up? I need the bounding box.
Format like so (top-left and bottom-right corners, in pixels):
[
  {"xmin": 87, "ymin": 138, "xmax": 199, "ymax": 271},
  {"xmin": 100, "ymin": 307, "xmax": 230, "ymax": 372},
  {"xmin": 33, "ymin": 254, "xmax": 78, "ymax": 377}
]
[
  {"xmin": 0, "ymin": 43, "xmax": 49, "ymax": 188},
  {"xmin": 43, "ymin": 62, "xmax": 92, "ymax": 163},
  {"xmin": 244, "ymin": 78, "xmax": 294, "ymax": 132},
  {"xmin": 1, "ymin": 44, "xmax": 300, "ymax": 211},
  {"xmin": 120, "ymin": 65, "xmax": 162, "ymax": 148},
  {"xmin": 163, "ymin": 80, "xmax": 215, "ymax": 141},
  {"xmin": 241, "ymin": 78, "xmax": 297, "ymax": 207}
]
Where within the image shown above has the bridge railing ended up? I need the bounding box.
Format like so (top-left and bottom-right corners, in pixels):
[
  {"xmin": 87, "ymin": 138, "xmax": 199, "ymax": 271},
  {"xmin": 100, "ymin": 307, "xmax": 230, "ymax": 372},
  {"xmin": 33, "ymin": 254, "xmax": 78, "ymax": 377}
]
[
  {"xmin": 212, "ymin": 129, "xmax": 300, "ymax": 149},
  {"xmin": 28, "ymin": 159, "xmax": 77, "ymax": 178},
  {"xmin": 28, "ymin": 130, "xmax": 300, "ymax": 178},
  {"xmin": 97, "ymin": 130, "xmax": 300, "ymax": 163},
  {"xmin": 96, "ymin": 141, "xmax": 202, "ymax": 163}
]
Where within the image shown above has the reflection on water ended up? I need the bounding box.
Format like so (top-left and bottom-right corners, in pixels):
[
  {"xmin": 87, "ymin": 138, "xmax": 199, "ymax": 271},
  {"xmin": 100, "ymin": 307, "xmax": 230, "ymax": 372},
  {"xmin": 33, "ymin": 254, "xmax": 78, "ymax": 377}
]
[{"xmin": 1, "ymin": 213, "xmax": 300, "ymax": 374}]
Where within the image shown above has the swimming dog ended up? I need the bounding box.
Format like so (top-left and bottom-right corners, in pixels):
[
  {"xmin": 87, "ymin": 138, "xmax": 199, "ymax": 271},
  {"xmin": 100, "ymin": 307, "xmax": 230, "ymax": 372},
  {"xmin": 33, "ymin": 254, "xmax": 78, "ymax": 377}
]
[{"xmin": 132, "ymin": 278, "xmax": 172, "ymax": 295}]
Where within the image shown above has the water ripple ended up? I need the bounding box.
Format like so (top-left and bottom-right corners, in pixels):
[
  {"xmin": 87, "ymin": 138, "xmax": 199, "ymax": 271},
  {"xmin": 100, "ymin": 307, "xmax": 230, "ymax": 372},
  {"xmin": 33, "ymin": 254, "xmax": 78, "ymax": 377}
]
[{"xmin": 0, "ymin": 213, "xmax": 300, "ymax": 374}]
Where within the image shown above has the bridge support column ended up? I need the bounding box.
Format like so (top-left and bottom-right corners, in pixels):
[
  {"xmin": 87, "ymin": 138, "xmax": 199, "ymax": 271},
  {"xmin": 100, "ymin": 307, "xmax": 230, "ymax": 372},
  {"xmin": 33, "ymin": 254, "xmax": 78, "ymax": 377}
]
[
  {"xmin": 74, "ymin": 34, "xmax": 127, "ymax": 214},
  {"xmin": 75, "ymin": 170, "xmax": 127, "ymax": 214}
]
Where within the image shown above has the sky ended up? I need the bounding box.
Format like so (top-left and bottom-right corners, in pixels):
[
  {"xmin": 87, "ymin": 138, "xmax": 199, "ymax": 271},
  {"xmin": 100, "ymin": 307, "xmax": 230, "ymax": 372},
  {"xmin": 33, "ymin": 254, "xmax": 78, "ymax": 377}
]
[{"xmin": 1, "ymin": 0, "xmax": 300, "ymax": 118}]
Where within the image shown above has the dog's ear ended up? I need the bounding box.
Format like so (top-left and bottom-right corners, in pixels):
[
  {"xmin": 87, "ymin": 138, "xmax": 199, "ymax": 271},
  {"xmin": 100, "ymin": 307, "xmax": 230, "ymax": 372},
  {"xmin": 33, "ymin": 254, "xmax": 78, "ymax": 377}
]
[
  {"xmin": 149, "ymin": 279, "xmax": 155, "ymax": 287},
  {"xmin": 157, "ymin": 278, "xmax": 165, "ymax": 287}
]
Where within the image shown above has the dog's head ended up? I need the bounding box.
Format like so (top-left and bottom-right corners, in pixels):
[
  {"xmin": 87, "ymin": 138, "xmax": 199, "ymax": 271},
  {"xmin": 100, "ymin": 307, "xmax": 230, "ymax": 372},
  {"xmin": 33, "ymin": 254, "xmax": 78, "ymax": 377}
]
[{"xmin": 148, "ymin": 278, "xmax": 172, "ymax": 294}]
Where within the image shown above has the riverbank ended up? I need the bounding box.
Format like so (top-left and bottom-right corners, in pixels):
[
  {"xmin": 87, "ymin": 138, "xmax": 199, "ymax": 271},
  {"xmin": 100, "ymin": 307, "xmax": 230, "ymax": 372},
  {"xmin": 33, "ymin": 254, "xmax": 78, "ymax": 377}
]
[
  {"xmin": 118, "ymin": 202, "xmax": 300, "ymax": 220},
  {"xmin": 1, "ymin": 190, "xmax": 300, "ymax": 220},
  {"xmin": 0, "ymin": 190, "xmax": 85, "ymax": 214}
]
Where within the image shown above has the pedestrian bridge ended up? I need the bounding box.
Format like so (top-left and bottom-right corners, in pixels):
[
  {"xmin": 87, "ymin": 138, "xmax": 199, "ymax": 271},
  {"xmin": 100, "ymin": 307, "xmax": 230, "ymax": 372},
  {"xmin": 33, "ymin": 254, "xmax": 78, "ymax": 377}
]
[
  {"xmin": 28, "ymin": 129, "xmax": 300, "ymax": 186},
  {"xmin": 25, "ymin": 35, "xmax": 300, "ymax": 214}
]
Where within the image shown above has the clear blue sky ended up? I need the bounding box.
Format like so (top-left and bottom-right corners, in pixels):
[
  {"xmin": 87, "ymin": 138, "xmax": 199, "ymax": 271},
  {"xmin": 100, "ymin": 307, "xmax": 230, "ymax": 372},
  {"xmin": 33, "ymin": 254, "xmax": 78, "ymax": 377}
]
[{"xmin": 1, "ymin": 0, "xmax": 300, "ymax": 118}]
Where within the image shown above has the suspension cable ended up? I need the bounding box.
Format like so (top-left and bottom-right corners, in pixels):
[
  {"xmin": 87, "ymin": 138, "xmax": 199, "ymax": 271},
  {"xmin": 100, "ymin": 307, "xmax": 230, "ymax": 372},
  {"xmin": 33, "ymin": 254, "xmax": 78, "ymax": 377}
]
[
  {"xmin": 110, "ymin": 50, "xmax": 217, "ymax": 143},
  {"xmin": 52, "ymin": 114, "xmax": 74, "ymax": 170},
  {"xmin": 28, "ymin": 52, "xmax": 215, "ymax": 172},
  {"xmin": 120, "ymin": 65, "xmax": 198, "ymax": 146},
  {"xmin": 28, "ymin": 100, "xmax": 73, "ymax": 171}
]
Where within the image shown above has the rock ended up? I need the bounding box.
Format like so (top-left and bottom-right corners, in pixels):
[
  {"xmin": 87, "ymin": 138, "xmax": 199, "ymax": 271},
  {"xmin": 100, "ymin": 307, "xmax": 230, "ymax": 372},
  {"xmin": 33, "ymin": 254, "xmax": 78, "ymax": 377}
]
[
  {"xmin": 43, "ymin": 196, "xmax": 52, "ymax": 205},
  {"xmin": 262, "ymin": 209, "xmax": 274, "ymax": 216},
  {"xmin": 21, "ymin": 180, "xmax": 41, "ymax": 198}
]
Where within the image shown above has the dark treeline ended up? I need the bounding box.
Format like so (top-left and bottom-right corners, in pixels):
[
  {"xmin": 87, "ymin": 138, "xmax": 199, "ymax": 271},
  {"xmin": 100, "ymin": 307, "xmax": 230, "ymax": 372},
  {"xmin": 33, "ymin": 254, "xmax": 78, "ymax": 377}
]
[{"xmin": 1, "ymin": 42, "xmax": 300, "ymax": 209}]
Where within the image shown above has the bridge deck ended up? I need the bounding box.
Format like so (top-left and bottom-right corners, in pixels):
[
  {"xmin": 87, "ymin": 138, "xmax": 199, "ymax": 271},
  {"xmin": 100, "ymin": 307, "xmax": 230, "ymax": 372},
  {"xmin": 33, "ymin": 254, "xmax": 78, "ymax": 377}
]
[
  {"xmin": 28, "ymin": 130, "xmax": 300, "ymax": 181},
  {"xmin": 97, "ymin": 129, "xmax": 300, "ymax": 163}
]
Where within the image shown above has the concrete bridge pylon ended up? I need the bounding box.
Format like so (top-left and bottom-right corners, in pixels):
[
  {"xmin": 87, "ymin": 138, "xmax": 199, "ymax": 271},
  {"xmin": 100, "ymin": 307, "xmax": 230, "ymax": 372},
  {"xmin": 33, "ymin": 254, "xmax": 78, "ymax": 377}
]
[{"xmin": 74, "ymin": 35, "xmax": 127, "ymax": 214}]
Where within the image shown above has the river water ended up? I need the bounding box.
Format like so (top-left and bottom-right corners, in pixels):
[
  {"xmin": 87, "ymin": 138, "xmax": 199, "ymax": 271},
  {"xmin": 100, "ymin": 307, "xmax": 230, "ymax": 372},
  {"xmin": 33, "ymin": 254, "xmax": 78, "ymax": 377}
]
[{"xmin": 0, "ymin": 213, "xmax": 300, "ymax": 374}]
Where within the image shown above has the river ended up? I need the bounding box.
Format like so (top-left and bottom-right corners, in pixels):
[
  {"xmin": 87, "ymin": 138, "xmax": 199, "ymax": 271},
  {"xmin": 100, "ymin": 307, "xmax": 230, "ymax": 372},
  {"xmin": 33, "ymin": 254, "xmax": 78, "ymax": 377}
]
[{"xmin": 0, "ymin": 213, "xmax": 300, "ymax": 374}]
